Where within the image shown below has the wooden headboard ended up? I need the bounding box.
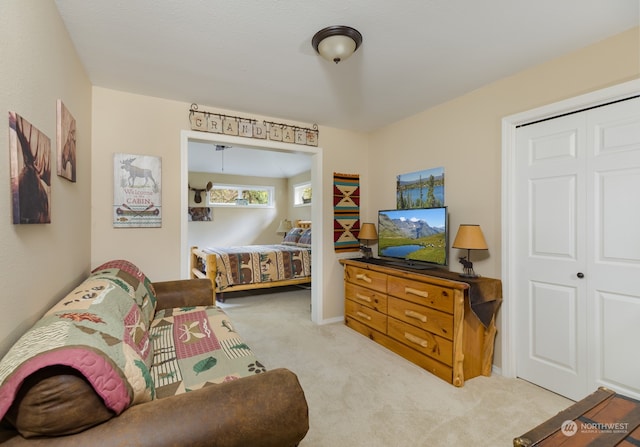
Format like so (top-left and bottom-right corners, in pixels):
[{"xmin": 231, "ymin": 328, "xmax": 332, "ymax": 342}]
[{"xmin": 295, "ymin": 220, "xmax": 312, "ymax": 229}]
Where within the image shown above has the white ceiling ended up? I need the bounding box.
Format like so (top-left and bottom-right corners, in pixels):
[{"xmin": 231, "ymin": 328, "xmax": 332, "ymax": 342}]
[
  {"xmin": 53, "ymin": 0, "xmax": 638, "ymax": 176},
  {"xmin": 188, "ymin": 140, "xmax": 312, "ymax": 178}
]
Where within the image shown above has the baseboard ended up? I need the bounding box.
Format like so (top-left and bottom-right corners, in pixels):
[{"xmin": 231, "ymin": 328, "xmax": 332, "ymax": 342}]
[{"xmin": 320, "ymin": 315, "xmax": 345, "ymax": 325}]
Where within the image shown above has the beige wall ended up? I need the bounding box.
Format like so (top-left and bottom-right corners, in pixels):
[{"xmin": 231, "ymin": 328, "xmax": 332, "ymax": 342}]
[
  {"xmin": 91, "ymin": 88, "xmax": 369, "ymax": 321},
  {"xmin": 187, "ymin": 171, "xmax": 288, "ymax": 248},
  {"xmin": 2, "ymin": 2, "xmax": 636, "ymax": 364},
  {"xmin": 0, "ymin": 0, "xmax": 92, "ymax": 355},
  {"xmin": 368, "ymin": 26, "xmax": 640, "ymax": 368},
  {"xmin": 288, "ymin": 171, "xmax": 312, "ymax": 224}
]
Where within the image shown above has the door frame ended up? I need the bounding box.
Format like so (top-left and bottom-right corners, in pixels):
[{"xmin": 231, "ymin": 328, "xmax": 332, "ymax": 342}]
[
  {"xmin": 180, "ymin": 130, "xmax": 324, "ymax": 324},
  {"xmin": 500, "ymin": 79, "xmax": 640, "ymax": 378}
]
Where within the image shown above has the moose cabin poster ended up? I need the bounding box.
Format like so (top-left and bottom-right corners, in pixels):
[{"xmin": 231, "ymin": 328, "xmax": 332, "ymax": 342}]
[{"xmin": 113, "ymin": 153, "xmax": 162, "ymax": 228}]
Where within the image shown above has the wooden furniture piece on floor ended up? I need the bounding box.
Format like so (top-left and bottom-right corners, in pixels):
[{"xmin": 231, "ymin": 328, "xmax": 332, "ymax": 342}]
[
  {"xmin": 514, "ymin": 387, "xmax": 640, "ymax": 446},
  {"xmin": 191, "ymin": 220, "xmax": 311, "ymax": 301},
  {"xmin": 340, "ymin": 258, "xmax": 502, "ymax": 387}
]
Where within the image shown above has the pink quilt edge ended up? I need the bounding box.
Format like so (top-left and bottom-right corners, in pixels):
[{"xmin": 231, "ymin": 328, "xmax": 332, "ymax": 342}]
[{"xmin": 0, "ymin": 347, "xmax": 131, "ymax": 420}]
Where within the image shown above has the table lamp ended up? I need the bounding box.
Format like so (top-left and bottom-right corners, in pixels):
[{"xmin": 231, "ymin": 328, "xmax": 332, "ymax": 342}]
[
  {"xmin": 276, "ymin": 219, "xmax": 292, "ymax": 240},
  {"xmin": 358, "ymin": 223, "xmax": 378, "ymax": 259},
  {"xmin": 452, "ymin": 224, "xmax": 488, "ymax": 278}
]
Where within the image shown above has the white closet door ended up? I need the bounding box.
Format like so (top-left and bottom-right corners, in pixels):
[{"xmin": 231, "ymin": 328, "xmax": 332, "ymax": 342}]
[
  {"xmin": 515, "ymin": 97, "xmax": 640, "ymax": 401},
  {"xmin": 586, "ymin": 97, "xmax": 640, "ymax": 399},
  {"xmin": 515, "ymin": 113, "xmax": 588, "ymax": 401}
]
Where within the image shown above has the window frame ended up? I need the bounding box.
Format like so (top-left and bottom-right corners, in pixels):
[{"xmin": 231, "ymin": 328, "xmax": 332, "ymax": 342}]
[
  {"xmin": 293, "ymin": 181, "xmax": 312, "ymax": 207},
  {"xmin": 208, "ymin": 183, "xmax": 275, "ymax": 208}
]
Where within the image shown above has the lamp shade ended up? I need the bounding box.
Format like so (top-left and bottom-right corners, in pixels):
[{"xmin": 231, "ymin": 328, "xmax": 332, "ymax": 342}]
[
  {"xmin": 312, "ymin": 26, "xmax": 362, "ymax": 64},
  {"xmin": 358, "ymin": 223, "xmax": 378, "ymax": 241},
  {"xmin": 452, "ymin": 224, "xmax": 488, "ymax": 250},
  {"xmin": 276, "ymin": 219, "xmax": 292, "ymax": 235}
]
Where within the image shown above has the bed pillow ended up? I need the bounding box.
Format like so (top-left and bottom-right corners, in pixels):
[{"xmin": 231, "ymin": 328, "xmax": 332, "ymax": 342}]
[
  {"xmin": 297, "ymin": 228, "xmax": 311, "ymax": 247},
  {"xmin": 282, "ymin": 227, "xmax": 304, "ymax": 246}
]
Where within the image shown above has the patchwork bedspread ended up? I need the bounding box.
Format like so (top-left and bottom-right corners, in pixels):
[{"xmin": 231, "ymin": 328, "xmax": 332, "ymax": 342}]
[
  {"xmin": 203, "ymin": 245, "xmax": 311, "ymax": 290},
  {"xmin": 0, "ymin": 260, "xmax": 158, "ymax": 420},
  {"xmin": 0, "ymin": 259, "xmax": 267, "ymax": 423},
  {"xmin": 150, "ymin": 306, "xmax": 264, "ymax": 398}
]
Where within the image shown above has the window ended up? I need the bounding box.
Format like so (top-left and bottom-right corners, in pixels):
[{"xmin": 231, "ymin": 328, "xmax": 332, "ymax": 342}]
[
  {"xmin": 293, "ymin": 182, "xmax": 312, "ymax": 206},
  {"xmin": 208, "ymin": 184, "xmax": 274, "ymax": 207}
]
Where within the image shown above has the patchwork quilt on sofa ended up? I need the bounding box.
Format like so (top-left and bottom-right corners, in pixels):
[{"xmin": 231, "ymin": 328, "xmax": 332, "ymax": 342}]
[
  {"xmin": 0, "ymin": 260, "xmax": 264, "ymax": 424},
  {"xmin": 150, "ymin": 306, "xmax": 264, "ymax": 398}
]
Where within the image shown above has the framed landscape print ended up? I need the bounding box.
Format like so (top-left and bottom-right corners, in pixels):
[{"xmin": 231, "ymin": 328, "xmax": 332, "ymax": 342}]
[
  {"xmin": 396, "ymin": 167, "xmax": 445, "ymax": 209},
  {"xmin": 113, "ymin": 153, "xmax": 162, "ymax": 228}
]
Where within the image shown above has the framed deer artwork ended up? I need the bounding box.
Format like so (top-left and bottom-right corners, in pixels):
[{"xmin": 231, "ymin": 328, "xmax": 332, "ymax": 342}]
[
  {"xmin": 9, "ymin": 111, "xmax": 52, "ymax": 224},
  {"xmin": 113, "ymin": 153, "xmax": 162, "ymax": 228},
  {"xmin": 56, "ymin": 100, "xmax": 76, "ymax": 182}
]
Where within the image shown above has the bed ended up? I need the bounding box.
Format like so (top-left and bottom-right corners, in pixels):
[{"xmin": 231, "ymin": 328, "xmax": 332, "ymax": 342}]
[{"xmin": 190, "ymin": 220, "xmax": 311, "ymax": 301}]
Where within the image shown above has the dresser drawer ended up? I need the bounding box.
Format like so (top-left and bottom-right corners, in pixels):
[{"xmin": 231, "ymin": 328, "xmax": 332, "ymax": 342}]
[
  {"xmin": 345, "ymin": 299, "xmax": 387, "ymax": 333},
  {"xmin": 387, "ymin": 276, "xmax": 453, "ymax": 313},
  {"xmin": 387, "ymin": 317, "xmax": 453, "ymax": 366},
  {"xmin": 387, "ymin": 296, "xmax": 453, "ymax": 341},
  {"xmin": 345, "ymin": 282, "xmax": 388, "ymax": 313},
  {"xmin": 345, "ymin": 265, "xmax": 387, "ymax": 293}
]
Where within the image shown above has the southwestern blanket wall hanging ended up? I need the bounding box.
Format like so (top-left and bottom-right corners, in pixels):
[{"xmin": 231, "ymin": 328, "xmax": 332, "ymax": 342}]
[{"xmin": 333, "ymin": 173, "xmax": 360, "ymax": 252}]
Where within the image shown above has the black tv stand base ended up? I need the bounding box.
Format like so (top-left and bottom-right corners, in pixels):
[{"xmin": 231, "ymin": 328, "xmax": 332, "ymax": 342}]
[{"xmin": 355, "ymin": 257, "xmax": 442, "ymax": 271}]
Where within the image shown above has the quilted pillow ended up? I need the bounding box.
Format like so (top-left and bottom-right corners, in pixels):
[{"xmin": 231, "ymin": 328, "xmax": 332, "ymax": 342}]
[
  {"xmin": 282, "ymin": 227, "xmax": 304, "ymax": 246},
  {"xmin": 297, "ymin": 228, "xmax": 311, "ymax": 247}
]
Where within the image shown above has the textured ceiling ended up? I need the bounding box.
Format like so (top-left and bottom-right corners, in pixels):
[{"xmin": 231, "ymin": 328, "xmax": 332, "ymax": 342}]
[{"xmin": 54, "ymin": 0, "xmax": 639, "ymax": 134}]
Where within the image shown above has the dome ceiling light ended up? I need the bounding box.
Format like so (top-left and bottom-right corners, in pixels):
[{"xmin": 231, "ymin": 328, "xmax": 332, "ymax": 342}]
[{"xmin": 312, "ymin": 25, "xmax": 363, "ymax": 64}]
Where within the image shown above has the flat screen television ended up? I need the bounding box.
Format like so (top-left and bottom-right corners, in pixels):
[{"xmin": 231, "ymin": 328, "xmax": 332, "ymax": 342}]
[{"xmin": 377, "ymin": 207, "xmax": 448, "ymax": 269}]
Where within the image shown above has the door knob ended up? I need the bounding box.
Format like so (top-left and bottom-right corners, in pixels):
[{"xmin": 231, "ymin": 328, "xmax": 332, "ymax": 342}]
[{"xmin": 577, "ymin": 272, "xmax": 584, "ymax": 278}]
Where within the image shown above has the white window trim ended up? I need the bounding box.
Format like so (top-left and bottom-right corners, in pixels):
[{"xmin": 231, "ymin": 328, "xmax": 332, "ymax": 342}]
[
  {"xmin": 208, "ymin": 183, "xmax": 275, "ymax": 208},
  {"xmin": 293, "ymin": 181, "xmax": 311, "ymax": 207}
]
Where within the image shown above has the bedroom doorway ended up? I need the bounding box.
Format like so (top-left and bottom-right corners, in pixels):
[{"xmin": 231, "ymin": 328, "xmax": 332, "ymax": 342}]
[{"xmin": 179, "ymin": 130, "xmax": 324, "ymax": 324}]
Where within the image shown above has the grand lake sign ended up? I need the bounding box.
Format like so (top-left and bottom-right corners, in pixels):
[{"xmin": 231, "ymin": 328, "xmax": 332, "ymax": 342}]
[{"xmin": 188, "ymin": 104, "xmax": 318, "ymax": 147}]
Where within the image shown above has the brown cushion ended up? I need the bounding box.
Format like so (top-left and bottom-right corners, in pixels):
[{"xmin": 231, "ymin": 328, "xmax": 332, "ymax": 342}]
[{"xmin": 4, "ymin": 366, "xmax": 114, "ymax": 438}]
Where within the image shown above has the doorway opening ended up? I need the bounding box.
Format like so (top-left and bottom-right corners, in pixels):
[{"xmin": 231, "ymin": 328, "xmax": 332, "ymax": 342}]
[{"xmin": 180, "ymin": 130, "xmax": 324, "ymax": 323}]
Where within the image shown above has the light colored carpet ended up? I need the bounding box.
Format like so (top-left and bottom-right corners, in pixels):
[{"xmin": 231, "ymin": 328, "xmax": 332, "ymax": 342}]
[{"xmin": 219, "ymin": 287, "xmax": 573, "ymax": 447}]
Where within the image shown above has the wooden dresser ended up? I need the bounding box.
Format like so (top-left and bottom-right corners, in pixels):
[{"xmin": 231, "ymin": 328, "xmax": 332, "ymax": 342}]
[{"xmin": 340, "ymin": 258, "xmax": 502, "ymax": 387}]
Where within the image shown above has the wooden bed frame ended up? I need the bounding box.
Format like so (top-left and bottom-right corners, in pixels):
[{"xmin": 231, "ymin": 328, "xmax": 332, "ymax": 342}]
[{"xmin": 190, "ymin": 220, "xmax": 311, "ymax": 300}]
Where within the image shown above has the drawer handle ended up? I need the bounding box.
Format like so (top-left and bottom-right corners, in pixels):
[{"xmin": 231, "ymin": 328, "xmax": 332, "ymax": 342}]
[
  {"xmin": 356, "ymin": 311, "xmax": 372, "ymax": 321},
  {"xmin": 356, "ymin": 293, "xmax": 372, "ymax": 303},
  {"xmin": 405, "ymin": 287, "xmax": 428, "ymax": 298},
  {"xmin": 405, "ymin": 309, "xmax": 427, "ymax": 323},
  {"xmin": 404, "ymin": 332, "xmax": 428, "ymax": 348},
  {"xmin": 356, "ymin": 273, "xmax": 372, "ymax": 283}
]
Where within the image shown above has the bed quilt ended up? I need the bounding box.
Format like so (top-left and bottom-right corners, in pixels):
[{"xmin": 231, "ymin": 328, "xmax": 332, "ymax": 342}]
[{"xmin": 203, "ymin": 245, "xmax": 311, "ymax": 290}]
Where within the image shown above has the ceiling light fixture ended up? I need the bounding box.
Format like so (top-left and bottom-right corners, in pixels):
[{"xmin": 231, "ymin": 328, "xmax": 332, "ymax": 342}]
[{"xmin": 312, "ymin": 25, "xmax": 363, "ymax": 64}]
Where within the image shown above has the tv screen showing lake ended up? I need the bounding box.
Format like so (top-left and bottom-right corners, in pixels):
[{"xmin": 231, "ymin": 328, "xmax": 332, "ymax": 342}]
[{"xmin": 382, "ymin": 245, "xmax": 423, "ymax": 257}]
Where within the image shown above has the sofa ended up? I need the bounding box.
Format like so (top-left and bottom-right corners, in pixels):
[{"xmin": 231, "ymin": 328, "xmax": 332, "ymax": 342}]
[{"xmin": 0, "ymin": 260, "xmax": 309, "ymax": 446}]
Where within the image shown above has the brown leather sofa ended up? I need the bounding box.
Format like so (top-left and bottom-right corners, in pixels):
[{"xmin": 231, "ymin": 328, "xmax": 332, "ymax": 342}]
[{"xmin": 0, "ymin": 279, "xmax": 309, "ymax": 447}]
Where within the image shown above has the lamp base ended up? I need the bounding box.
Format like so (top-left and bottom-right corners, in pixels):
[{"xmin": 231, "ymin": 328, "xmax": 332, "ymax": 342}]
[
  {"xmin": 360, "ymin": 246, "xmax": 373, "ymax": 259},
  {"xmin": 458, "ymin": 255, "xmax": 478, "ymax": 278}
]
